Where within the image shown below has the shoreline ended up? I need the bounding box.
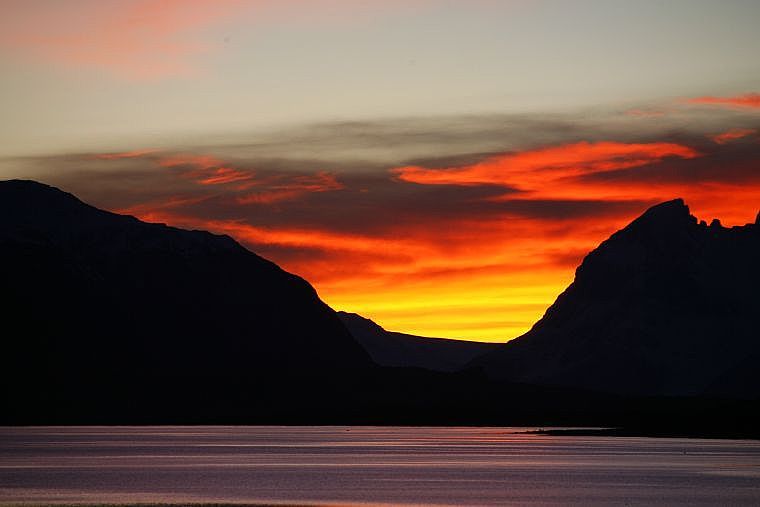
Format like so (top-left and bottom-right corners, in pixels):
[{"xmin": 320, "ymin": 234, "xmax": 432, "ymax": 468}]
[{"xmin": 523, "ymin": 427, "xmax": 760, "ymax": 440}]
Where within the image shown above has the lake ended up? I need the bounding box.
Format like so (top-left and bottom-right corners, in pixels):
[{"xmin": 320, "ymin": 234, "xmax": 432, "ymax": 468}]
[{"xmin": 1, "ymin": 426, "xmax": 760, "ymax": 505}]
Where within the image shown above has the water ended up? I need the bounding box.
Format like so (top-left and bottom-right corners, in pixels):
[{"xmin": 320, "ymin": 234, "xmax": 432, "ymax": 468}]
[{"xmin": 1, "ymin": 426, "xmax": 760, "ymax": 506}]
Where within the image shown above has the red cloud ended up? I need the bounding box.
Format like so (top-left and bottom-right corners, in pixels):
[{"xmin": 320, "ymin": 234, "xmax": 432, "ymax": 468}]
[
  {"xmin": 93, "ymin": 148, "xmax": 344, "ymax": 201},
  {"xmin": 157, "ymin": 154, "xmax": 256, "ymax": 187},
  {"xmin": 709, "ymin": 128, "xmax": 757, "ymax": 145},
  {"xmin": 195, "ymin": 167, "xmax": 255, "ymax": 186},
  {"xmin": 393, "ymin": 141, "xmax": 698, "ymax": 188},
  {"xmin": 237, "ymin": 172, "xmax": 344, "ymax": 204},
  {"xmin": 688, "ymin": 93, "xmax": 760, "ymax": 110}
]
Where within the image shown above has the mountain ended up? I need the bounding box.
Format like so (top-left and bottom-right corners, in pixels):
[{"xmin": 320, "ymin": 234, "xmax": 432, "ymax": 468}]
[
  {"xmin": 470, "ymin": 199, "xmax": 760, "ymax": 398},
  {"xmin": 0, "ymin": 180, "xmax": 374, "ymax": 420},
  {"xmin": 338, "ymin": 311, "xmax": 498, "ymax": 372},
  {"xmin": 4, "ymin": 181, "xmax": 759, "ymax": 431},
  {"xmin": 0, "ymin": 179, "xmax": 554, "ymax": 426}
]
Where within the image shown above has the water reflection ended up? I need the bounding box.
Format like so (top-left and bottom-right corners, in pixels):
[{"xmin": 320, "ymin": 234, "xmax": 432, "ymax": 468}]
[{"xmin": 1, "ymin": 426, "xmax": 759, "ymax": 505}]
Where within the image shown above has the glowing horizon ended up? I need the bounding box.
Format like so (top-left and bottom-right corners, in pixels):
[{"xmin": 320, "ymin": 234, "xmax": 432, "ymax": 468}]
[{"xmin": 16, "ymin": 112, "xmax": 758, "ymax": 342}]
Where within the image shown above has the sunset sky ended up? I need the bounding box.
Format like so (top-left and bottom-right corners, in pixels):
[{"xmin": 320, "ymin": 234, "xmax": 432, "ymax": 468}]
[{"xmin": 1, "ymin": 0, "xmax": 759, "ymax": 341}]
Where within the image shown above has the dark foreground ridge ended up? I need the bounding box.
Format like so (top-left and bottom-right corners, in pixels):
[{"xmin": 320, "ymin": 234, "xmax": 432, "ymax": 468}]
[
  {"xmin": 471, "ymin": 198, "xmax": 760, "ymax": 398},
  {"xmin": 0, "ymin": 179, "xmax": 380, "ymax": 421},
  {"xmin": 2, "ymin": 180, "xmax": 759, "ymax": 435}
]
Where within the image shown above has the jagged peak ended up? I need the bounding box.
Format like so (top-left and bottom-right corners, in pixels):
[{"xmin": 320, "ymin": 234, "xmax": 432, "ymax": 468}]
[
  {"xmin": 643, "ymin": 198, "xmax": 690, "ymax": 217},
  {"xmin": 627, "ymin": 198, "xmax": 696, "ymax": 231}
]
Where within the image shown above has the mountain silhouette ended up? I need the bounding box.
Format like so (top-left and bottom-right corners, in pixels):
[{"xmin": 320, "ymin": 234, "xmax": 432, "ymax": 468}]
[
  {"xmin": 3, "ymin": 181, "xmax": 759, "ymax": 432},
  {"xmin": 0, "ymin": 180, "xmax": 375, "ymax": 419},
  {"xmin": 470, "ymin": 199, "xmax": 760, "ymax": 398},
  {"xmin": 338, "ymin": 311, "xmax": 498, "ymax": 372}
]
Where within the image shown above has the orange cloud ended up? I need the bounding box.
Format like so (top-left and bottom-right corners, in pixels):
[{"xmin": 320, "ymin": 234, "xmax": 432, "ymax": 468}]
[
  {"xmin": 237, "ymin": 172, "xmax": 344, "ymax": 204},
  {"xmin": 153, "ymin": 153, "xmax": 345, "ymax": 199},
  {"xmin": 195, "ymin": 168, "xmax": 254, "ymax": 186},
  {"xmin": 689, "ymin": 93, "xmax": 760, "ymax": 110},
  {"xmin": 393, "ymin": 141, "xmax": 698, "ymax": 189},
  {"xmin": 709, "ymin": 128, "xmax": 756, "ymax": 145},
  {"xmin": 156, "ymin": 153, "xmax": 256, "ymax": 187},
  {"xmin": 93, "ymin": 148, "xmax": 345, "ymax": 203},
  {"xmin": 116, "ymin": 194, "xmax": 212, "ymax": 223},
  {"xmin": 115, "ymin": 205, "xmax": 429, "ymax": 257},
  {"xmin": 391, "ymin": 140, "xmax": 760, "ymax": 226}
]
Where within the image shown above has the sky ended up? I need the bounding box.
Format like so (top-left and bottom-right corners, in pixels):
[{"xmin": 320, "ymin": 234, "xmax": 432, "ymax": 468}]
[{"xmin": 1, "ymin": 0, "xmax": 759, "ymax": 341}]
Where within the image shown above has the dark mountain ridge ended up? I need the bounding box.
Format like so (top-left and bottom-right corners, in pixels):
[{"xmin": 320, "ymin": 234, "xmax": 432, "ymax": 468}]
[
  {"xmin": 0, "ymin": 180, "xmax": 530, "ymax": 426},
  {"xmin": 2, "ymin": 180, "xmax": 759, "ymax": 433},
  {"xmin": 471, "ymin": 199, "xmax": 760, "ymax": 398},
  {"xmin": 338, "ymin": 311, "xmax": 498, "ymax": 371},
  {"xmin": 1, "ymin": 179, "xmax": 374, "ymax": 415}
]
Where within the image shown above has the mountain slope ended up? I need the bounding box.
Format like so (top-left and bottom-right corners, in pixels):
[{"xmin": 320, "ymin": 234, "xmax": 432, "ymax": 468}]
[
  {"xmin": 0, "ymin": 180, "xmax": 373, "ymax": 415},
  {"xmin": 470, "ymin": 199, "xmax": 760, "ymax": 398},
  {"xmin": 338, "ymin": 311, "xmax": 498, "ymax": 371}
]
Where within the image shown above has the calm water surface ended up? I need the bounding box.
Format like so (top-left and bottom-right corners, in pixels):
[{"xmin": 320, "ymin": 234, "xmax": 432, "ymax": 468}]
[{"xmin": 1, "ymin": 426, "xmax": 760, "ymax": 505}]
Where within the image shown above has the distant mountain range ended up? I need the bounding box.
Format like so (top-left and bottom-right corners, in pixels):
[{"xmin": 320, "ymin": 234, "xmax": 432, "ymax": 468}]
[
  {"xmin": 471, "ymin": 199, "xmax": 760, "ymax": 398},
  {"xmin": 2, "ymin": 180, "xmax": 759, "ymax": 431},
  {"xmin": 338, "ymin": 311, "xmax": 497, "ymax": 372}
]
